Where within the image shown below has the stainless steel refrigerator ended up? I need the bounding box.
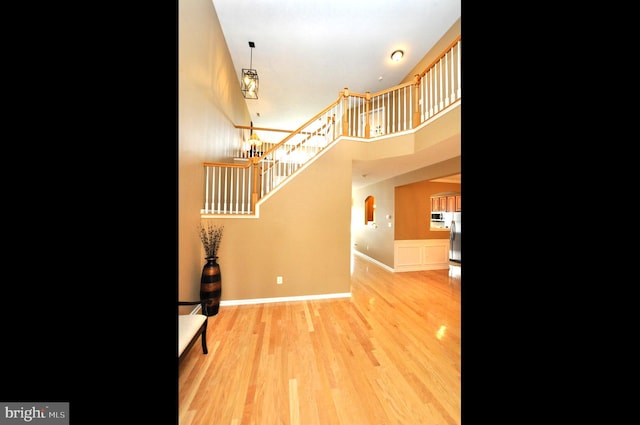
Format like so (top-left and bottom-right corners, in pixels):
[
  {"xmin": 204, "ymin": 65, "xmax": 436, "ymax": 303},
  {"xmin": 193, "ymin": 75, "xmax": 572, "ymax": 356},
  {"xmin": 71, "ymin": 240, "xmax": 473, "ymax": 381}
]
[{"xmin": 444, "ymin": 212, "xmax": 461, "ymax": 264}]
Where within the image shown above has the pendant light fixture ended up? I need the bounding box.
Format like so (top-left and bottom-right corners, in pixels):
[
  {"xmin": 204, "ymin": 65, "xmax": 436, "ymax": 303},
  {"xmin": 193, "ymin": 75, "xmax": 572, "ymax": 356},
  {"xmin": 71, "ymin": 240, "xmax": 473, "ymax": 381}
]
[{"xmin": 241, "ymin": 41, "xmax": 259, "ymax": 99}]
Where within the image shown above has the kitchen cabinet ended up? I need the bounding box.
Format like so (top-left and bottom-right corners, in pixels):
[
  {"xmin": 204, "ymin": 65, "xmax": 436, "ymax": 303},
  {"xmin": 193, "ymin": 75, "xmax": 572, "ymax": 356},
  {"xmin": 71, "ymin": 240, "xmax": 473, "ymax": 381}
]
[
  {"xmin": 446, "ymin": 196, "xmax": 456, "ymax": 212},
  {"xmin": 438, "ymin": 197, "xmax": 447, "ymax": 212},
  {"xmin": 431, "ymin": 197, "xmax": 439, "ymax": 212},
  {"xmin": 431, "ymin": 195, "xmax": 461, "ymax": 212},
  {"xmin": 431, "ymin": 193, "xmax": 461, "ymax": 212}
]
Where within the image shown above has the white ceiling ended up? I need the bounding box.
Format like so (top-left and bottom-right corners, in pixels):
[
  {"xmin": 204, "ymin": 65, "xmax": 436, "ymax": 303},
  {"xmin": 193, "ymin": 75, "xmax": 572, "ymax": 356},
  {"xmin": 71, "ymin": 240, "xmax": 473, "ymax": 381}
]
[{"xmin": 212, "ymin": 0, "xmax": 461, "ymax": 188}]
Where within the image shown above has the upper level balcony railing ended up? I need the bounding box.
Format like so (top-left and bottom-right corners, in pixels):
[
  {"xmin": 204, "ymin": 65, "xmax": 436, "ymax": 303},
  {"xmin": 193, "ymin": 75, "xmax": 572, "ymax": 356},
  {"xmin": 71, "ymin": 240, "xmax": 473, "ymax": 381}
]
[{"xmin": 202, "ymin": 36, "xmax": 461, "ymax": 216}]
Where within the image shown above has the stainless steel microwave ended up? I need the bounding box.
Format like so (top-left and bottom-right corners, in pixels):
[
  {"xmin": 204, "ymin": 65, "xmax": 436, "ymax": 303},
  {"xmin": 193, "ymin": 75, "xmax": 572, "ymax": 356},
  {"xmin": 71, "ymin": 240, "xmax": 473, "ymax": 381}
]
[{"xmin": 431, "ymin": 212, "xmax": 444, "ymax": 221}]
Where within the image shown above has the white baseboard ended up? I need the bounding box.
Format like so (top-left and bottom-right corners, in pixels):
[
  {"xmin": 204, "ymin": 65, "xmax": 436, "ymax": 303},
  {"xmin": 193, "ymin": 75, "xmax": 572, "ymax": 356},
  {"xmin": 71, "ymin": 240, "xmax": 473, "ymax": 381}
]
[
  {"xmin": 220, "ymin": 292, "xmax": 351, "ymax": 307},
  {"xmin": 352, "ymin": 250, "xmax": 395, "ymax": 272}
]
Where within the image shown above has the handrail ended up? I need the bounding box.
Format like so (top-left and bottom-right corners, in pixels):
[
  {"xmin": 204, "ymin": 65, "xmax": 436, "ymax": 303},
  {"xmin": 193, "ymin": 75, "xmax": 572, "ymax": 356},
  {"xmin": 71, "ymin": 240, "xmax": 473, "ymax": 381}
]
[
  {"xmin": 352, "ymin": 80, "xmax": 414, "ymax": 100},
  {"xmin": 202, "ymin": 37, "xmax": 461, "ymax": 216},
  {"xmin": 416, "ymin": 35, "xmax": 461, "ymax": 81},
  {"xmin": 257, "ymin": 94, "xmax": 343, "ymax": 162},
  {"xmin": 263, "ymin": 116, "xmax": 334, "ymax": 174}
]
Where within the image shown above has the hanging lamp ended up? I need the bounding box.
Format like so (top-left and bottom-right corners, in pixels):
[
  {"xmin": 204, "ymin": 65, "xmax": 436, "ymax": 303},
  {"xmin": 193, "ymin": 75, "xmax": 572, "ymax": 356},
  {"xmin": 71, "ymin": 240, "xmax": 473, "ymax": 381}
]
[{"xmin": 241, "ymin": 41, "xmax": 259, "ymax": 99}]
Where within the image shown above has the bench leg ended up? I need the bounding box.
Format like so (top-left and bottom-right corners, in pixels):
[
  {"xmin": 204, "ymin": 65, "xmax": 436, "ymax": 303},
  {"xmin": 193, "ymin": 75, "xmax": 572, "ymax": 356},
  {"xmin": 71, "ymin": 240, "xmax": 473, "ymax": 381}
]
[{"xmin": 201, "ymin": 319, "xmax": 208, "ymax": 354}]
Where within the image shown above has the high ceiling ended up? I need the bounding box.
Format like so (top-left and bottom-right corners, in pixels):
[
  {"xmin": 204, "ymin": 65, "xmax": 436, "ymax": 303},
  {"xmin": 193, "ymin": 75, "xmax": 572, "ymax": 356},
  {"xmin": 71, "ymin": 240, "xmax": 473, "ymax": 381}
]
[{"xmin": 212, "ymin": 0, "xmax": 461, "ymax": 188}]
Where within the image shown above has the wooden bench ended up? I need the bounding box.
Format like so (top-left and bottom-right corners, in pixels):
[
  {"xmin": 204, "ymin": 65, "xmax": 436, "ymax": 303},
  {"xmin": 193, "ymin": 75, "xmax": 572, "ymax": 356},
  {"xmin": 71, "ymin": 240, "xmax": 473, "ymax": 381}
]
[{"xmin": 178, "ymin": 301, "xmax": 208, "ymax": 364}]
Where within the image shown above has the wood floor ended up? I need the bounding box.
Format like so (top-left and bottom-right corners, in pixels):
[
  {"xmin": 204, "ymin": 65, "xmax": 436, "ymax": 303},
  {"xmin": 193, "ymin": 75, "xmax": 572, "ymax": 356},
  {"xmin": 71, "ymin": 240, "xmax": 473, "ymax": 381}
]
[{"xmin": 178, "ymin": 253, "xmax": 461, "ymax": 425}]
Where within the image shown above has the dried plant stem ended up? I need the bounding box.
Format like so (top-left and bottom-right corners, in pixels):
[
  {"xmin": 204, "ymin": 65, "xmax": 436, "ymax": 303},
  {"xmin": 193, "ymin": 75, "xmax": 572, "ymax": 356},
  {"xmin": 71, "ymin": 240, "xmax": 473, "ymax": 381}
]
[{"xmin": 198, "ymin": 223, "xmax": 224, "ymax": 258}]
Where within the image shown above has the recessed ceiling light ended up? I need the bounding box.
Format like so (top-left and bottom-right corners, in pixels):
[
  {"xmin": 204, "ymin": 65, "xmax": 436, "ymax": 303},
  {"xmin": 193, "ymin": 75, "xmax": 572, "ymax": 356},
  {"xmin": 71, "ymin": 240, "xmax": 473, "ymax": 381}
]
[{"xmin": 390, "ymin": 49, "xmax": 404, "ymax": 62}]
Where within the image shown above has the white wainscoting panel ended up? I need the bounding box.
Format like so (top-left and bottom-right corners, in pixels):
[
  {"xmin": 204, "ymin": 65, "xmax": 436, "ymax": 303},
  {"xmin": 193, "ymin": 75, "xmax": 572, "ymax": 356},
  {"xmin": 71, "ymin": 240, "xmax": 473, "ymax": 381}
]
[{"xmin": 394, "ymin": 239, "xmax": 450, "ymax": 271}]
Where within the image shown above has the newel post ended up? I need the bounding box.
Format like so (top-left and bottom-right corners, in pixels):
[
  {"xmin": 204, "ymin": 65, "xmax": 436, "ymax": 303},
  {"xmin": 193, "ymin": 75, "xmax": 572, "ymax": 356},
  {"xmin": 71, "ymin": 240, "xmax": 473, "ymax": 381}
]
[
  {"xmin": 251, "ymin": 158, "xmax": 259, "ymax": 213},
  {"xmin": 341, "ymin": 87, "xmax": 349, "ymax": 136},
  {"xmin": 413, "ymin": 74, "xmax": 421, "ymax": 129}
]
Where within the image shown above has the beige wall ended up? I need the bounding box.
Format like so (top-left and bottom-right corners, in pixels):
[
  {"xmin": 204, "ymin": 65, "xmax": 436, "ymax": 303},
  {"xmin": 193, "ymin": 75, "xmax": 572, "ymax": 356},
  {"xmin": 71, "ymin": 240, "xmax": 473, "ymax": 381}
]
[
  {"xmin": 179, "ymin": 1, "xmax": 461, "ymax": 301},
  {"xmin": 178, "ymin": 0, "xmax": 251, "ymax": 310},
  {"xmin": 201, "ymin": 141, "xmax": 353, "ymax": 301},
  {"xmin": 179, "ymin": 0, "xmax": 351, "ymax": 305},
  {"xmin": 351, "ymin": 177, "xmax": 397, "ymax": 266}
]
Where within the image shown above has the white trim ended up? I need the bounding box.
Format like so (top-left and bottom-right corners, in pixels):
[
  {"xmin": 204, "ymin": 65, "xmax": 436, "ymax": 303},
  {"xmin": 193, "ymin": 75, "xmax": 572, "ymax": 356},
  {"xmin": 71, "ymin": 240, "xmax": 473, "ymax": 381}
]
[
  {"xmin": 220, "ymin": 292, "xmax": 351, "ymax": 306},
  {"xmin": 393, "ymin": 239, "xmax": 450, "ymax": 271},
  {"xmin": 352, "ymin": 250, "xmax": 395, "ymax": 273}
]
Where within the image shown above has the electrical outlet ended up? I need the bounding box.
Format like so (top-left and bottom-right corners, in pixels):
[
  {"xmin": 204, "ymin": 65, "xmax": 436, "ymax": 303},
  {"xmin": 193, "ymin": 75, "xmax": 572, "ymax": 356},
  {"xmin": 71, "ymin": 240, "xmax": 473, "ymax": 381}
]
[{"xmin": 276, "ymin": 276, "xmax": 283, "ymax": 284}]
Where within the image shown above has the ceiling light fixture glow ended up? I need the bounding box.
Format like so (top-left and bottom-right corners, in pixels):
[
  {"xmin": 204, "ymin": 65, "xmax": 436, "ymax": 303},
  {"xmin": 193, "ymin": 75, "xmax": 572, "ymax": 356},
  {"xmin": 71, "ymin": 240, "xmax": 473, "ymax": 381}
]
[{"xmin": 390, "ymin": 49, "xmax": 404, "ymax": 62}]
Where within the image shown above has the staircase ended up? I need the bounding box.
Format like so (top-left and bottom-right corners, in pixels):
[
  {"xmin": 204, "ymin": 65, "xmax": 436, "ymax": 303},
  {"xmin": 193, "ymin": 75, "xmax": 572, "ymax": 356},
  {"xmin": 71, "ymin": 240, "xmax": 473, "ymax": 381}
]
[{"xmin": 202, "ymin": 36, "xmax": 461, "ymax": 216}]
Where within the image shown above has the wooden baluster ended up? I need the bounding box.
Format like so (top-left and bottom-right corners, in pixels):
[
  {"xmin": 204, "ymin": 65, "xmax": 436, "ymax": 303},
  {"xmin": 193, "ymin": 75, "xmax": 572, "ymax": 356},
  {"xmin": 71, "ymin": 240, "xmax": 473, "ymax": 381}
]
[{"xmin": 364, "ymin": 91, "xmax": 371, "ymax": 138}]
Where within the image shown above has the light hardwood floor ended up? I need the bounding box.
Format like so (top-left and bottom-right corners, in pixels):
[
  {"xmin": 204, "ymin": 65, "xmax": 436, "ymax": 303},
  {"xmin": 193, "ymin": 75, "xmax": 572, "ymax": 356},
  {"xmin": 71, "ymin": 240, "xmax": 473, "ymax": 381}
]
[{"xmin": 178, "ymin": 253, "xmax": 461, "ymax": 425}]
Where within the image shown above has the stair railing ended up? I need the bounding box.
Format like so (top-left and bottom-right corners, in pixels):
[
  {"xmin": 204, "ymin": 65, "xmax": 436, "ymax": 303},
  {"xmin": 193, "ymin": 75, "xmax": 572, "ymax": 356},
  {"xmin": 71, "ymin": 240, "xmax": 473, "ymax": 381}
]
[{"xmin": 202, "ymin": 36, "xmax": 461, "ymax": 216}]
